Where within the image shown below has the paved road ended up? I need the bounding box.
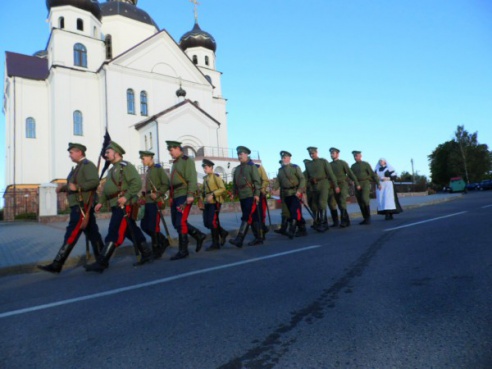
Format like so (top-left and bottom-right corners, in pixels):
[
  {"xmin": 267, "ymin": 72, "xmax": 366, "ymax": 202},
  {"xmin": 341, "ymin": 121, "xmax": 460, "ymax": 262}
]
[{"xmin": 0, "ymin": 191, "xmax": 491, "ymax": 368}]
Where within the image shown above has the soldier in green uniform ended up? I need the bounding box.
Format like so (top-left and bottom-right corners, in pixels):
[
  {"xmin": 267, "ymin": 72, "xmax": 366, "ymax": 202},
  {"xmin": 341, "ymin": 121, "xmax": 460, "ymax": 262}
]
[
  {"xmin": 167, "ymin": 140, "xmax": 206, "ymax": 260},
  {"xmin": 351, "ymin": 150, "xmax": 381, "ymax": 224},
  {"xmin": 328, "ymin": 147, "xmax": 360, "ymax": 228},
  {"xmin": 274, "ymin": 159, "xmax": 290, "ymax": 236},
  {"xmin": 139, "ymin": 150, "xmax": 170, "ymax": 258},
  {"xmin": 304, "ymin": 147, "xmax": 339, "ymax": 232},
  {"xmin": 85, "ymin": 141, "xmax": 153, "ymax": 273},
  {"xmin": 38, "ymin": 143, "xmax": 103, "ymax": 274},
  {"xmin": 229, "ymin": 146, "xmax": 263, "ymax": 247},
  {"xmin": 277, "ymin": 151, "xmax": 307, "ymax": 238},
  {"xmin": 200, "ymin": 159, "xmax": 228, "ymax": 251},
  {"xmin": 255, "ymin": 163, "xmax": 270, "ymax": 239}
]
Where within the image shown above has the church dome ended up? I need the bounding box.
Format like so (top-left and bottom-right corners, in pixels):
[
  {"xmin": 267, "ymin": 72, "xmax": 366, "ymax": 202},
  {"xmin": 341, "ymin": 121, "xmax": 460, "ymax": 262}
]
[
  {"xmin": 46, "ymin": 0, "xmax": 102, "ymax": 21},
  {"xmin": 179, "ymin": 23, "xmax": 217, "ymax": 52},
  {"xmin": 100, "ymin": 1, "xmax": 158, "ymax": 28}
]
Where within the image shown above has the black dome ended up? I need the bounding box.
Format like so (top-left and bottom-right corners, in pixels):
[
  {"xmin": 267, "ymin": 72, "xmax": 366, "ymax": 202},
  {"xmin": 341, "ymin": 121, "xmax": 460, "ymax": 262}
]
[
  {"xmin": 179, "ymin": 23, "xmax": 216, "ymax": 52},
  {"xmin": 46, "ymin": 0, "xmax": 102, "ymax": 21},
  {"xmin": 100, "ymin": 1, "xmax": 158, "ymax": 28}
]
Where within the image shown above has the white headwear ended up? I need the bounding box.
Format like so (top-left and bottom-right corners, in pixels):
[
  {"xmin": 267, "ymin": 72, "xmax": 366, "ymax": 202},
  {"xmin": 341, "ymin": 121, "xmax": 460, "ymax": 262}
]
[{"xmin": 374, "ymin": 158, "xmax": 395, "ymax": 173}]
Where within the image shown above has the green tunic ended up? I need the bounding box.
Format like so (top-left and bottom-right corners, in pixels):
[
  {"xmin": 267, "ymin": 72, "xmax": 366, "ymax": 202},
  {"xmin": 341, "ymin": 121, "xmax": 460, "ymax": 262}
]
[
  {"xmin": 61, "ymin": 158, "xmax": 99, "ymax": 207},
  {"xmin": 232, "ymin": 161, "xmax": 261, "ymax": 200},
  {"xmin": 329, "ymin": 159, "xmax": 359, "ymax": 211},
  {"xmin": 202, "ymin": 173, "xmax": 226, "ymax": 204},
  {"xmin": 144, "ymin": 164, "xmax": 170, "ymax": 204},
  {"xmin": 170, "ymin": 154, "xmax": 197, "ymax": 199},
  {"xmin": 351, "ymin": 160, "xmax": 380, "ymax": 206},
  {"xmin": 277, "ymin": 164, "xmax": 306, "ymax": 197},
  {"xmin": 99, "ymin": 160, "xmax": 142, "ymax": 208},
  {"xmin": 304, "ymin": 158, "xmax": 338, "ymax": 211}
]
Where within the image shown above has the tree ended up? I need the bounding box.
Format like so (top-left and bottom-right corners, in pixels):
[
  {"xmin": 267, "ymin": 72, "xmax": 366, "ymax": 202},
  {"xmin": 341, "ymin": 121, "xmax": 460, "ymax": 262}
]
[{"xmin": 429, "ymin": 125, "xmax": 491, "ymax": 186}]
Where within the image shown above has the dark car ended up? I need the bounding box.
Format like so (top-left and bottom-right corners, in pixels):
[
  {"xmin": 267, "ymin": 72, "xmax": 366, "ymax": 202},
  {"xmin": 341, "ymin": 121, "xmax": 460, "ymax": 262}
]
[
  {"xmin": 479, "ymin": 179, "xmax": 492, "ymax": 190},
  {"xmin": 466, "ymin": 182, "xmax": 481, "ymax": 191}
]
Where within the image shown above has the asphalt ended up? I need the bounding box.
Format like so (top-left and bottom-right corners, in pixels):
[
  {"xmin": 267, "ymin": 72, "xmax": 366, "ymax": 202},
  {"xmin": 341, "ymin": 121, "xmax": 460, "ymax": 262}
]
[{"xmin": 0, "ymin": 193, "xmax": 462, "ymax": 276}]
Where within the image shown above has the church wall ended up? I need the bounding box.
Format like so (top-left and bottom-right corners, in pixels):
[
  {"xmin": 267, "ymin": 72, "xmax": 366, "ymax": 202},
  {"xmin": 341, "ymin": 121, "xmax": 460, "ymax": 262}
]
[
  {"xmin": 7, "ymin": 78, "xmax": 50, "ymax": 185},
  {"xmin": 48, "ymin": 68, "xmax": 105, "ymax": 180},
  {"xmin": 49, "ymin": 7, "xmax": 102, "ymax": 40},
  {"xmin": 101, "ymin": 17, "xmax": 157, "ymax": 59}
]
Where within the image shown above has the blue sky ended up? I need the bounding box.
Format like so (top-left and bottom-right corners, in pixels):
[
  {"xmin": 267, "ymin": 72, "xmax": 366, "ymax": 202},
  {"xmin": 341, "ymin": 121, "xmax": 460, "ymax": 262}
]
[{"xmin": 1, "ymin": 0, "xmax": 492, "ymax": 204}]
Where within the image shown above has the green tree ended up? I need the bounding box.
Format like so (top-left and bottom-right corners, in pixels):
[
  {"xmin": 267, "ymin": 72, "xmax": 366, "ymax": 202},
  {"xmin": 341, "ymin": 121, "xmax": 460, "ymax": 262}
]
[{"xmin": 429, "ymin": 125, "xmax": 491, "ymax": 186}]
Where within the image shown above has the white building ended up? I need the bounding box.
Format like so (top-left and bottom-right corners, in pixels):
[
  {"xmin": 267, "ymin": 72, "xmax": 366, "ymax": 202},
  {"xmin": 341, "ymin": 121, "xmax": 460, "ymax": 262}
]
[{"xmin": 4, "ymin": 0, "xmax": 249, "ymax": 196}]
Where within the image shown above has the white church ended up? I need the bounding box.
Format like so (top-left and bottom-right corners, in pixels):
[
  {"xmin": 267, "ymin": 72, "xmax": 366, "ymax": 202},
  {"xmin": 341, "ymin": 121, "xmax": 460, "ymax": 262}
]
[{"xmin": 4, "ymin": 0, "xmax": 251, "ymax": 218}]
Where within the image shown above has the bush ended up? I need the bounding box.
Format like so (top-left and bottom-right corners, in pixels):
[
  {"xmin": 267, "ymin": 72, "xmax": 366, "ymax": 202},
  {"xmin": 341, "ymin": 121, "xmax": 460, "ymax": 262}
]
[
  {"xmin": 15, "ymin": 212, "xmax": 37, "ymax": 221},
  {"xmin": 0, "ymin": 208, "xmax": 3, "ymax": 221}
]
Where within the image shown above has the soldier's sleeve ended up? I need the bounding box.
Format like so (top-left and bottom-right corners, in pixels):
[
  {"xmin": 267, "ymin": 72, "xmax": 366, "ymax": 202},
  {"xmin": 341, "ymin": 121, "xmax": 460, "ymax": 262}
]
[
  {"xmin": 98, "ymin": 175, "xmax": 108, "ymax": 204},
  {"xmin": 324, "ymin": 159, "xmax": 338, "ymax": 187},
  {"xmin": 259, "ymin": 166, "xmax": 269, "ymax": 191},
  {"xmin": 124, "ymin": 163, "xmax": 142, "ymax": 200},
  {"xmin": 157, "ymin": 167, "xmax": 170, "ymax": 195},
  {"xmin": 213, "ymin": 175, "xmax": 226, "ymax": 197},
  {"xmin": 80, "ymin": 161, "xmax": 100, "ymax": 191},
  {"xmin": 296, "ymin": 166, "xmax": 306, "ymax": 192},
  {"xmin": 251, "ymin": 165, "xmax": 261, "ymax": 197},
  {"xmin": 345, "ymin": 162, "xmax": 359, "ymax": 187},
  {"xmin": 185, "ymin": 160, "xmax": 198, "ymax": 196},
  {"xmin": 231, "ymin": 167, "xmax": 238, "ymax": 195}
]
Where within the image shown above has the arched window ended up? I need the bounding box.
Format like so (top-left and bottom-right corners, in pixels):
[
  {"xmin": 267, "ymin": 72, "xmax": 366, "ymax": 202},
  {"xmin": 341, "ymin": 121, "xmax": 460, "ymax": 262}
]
[
  {"xmin": 140, "ymin": 91, "xmax": 148, "ymax": 116},
  {"xmin": 127, "ymin": 89, "xmax": 135, "ymax": 114},
  {"xmin": 58, "ymin": 17, "xmax": 65, "ymax": 29},
  {"xmin": 77, "ymin": 18, "xmax": 84, "ymax": 31},
  {"xmin": 205, "ymin": 56, "xmax": 209, "ymax": 66},
  {"xmin": 74, "ymin": 43, "xmax": 87, "ymax": 67},
  {"xmin": 26, "ymin": 117, "xmax": 36, "ymax": 139},
  {"xmin": 105, "ymin": 35, "xmax": 112, "ymax": 59},
  {"xmin": 73, "ymin": 110, "xmax": 83, "ymax": 136},
  {"xmin": 192, "ymin": 55, "xmax": 198, "ymax": 65},
  {"xmin": 183, "ymin": 146, "xmax": 196, "ymax": 158}
]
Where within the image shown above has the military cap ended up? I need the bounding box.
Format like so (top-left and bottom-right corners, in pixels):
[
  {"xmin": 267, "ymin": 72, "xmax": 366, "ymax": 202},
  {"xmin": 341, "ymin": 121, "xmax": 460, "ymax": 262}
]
[
  {"xmin": 236, "ymin": 146, "xmax": 251, "ymax": 155},
  {"xmin": 280, "ymin": 150, "xmax": 292, "ymax": 157},
  {"xmin": 67, "ymin": 142, "xmax": 86, "ymax": 153},
  {"xmin": 202, "ymin": 159, "xmax": 215, "ymax": 167},
  {"xmin": 106, "ymin": 141, "xmax": 126, "ymax": 155},
  {"xmin": 329, "ymin": 147, "xmax": 340, "ymax": 153},
  {"xmin": 352, "ymin": 150, "xmax": 361, "ymax": 155},
  {"xmin": 306, "ymin": 146, "xmax": 317, "ymax": 153},
  {"xmin": 166, "ymin": 140, "xmax": 182, "ymax": 149},
  {"xmin": 139, "ymin": 150, "xmax": 154, "ymax": 158}
]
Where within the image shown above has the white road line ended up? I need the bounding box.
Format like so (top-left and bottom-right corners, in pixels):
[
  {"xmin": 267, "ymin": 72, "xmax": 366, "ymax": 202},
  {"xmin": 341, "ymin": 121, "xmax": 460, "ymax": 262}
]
[
  {"xmin": 482, "ymin": 204, "xmax": 492, "ymax": 209},
  {"xmin": 384, "ymin": 211, "xmax": 468, "ymax": 232},
  {"xmin": 0, "ymin": 245, "xmax": 321, "ymax": 319}
]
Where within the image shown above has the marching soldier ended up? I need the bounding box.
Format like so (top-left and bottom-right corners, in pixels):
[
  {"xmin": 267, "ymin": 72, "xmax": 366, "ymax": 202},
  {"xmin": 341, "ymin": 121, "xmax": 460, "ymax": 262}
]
[
  {"xmin": 201, "ymin": 159, "xmax": 228, "ymax": 251},
  {"xmin": 328, "ymin": 147, "xmax": 360, "ymax": 228},
  {"xmin": 139, "ymin": 150, "xmax": 170, "ymax": 258},
  {"xmin": 229, "ymin": 146, "xmax": 263, "ymax": 247},
  {"xmin": 38, "ymin": 143, "xmax": 103, "ymax": 274},
  {"xmin": 304, "ymin": 147, "xmax": 339, "ymax": 232},
  {"xmin": 277, "ymin": 151, "xmax": 307, "ymax": 238},
  {"xmin": 255, "ymin": 163, "xmax": 270, "ymax": 239},
  {"xmin": 85, "ymin": 141, "xmax": 153, "ymax": 273},
  {"xmin": 274, "ymin": 159, "xmax": 290, "ymax": 236},
  {"xmin": 166, "ymin": 140, "xmax": 206, "ymax": 260},
  {"xmin": 351, "ymin": 150, "xmax": 381, "ymax": 224}
]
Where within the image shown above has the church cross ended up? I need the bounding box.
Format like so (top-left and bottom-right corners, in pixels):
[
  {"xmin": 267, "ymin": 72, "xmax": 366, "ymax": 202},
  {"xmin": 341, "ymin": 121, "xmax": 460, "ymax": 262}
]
[{"xmin": 189, "ymin": 0, "xmax": 200, "ymax": 22}]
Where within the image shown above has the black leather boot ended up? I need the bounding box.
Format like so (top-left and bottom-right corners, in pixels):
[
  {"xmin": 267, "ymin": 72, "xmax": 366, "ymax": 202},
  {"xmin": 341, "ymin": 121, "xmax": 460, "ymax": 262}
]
[
  {"xmin": 156, "ymin": 233, "xmax": 170, "ymax": 257},
  {"xmin": 340, "ymin": 209, "xmax": 350, "ymax": 228},
  {"xmin": 295, "ymin": 221, "xmax": 308, "ymax": 237},
  {"xmin": 317, "ymin": 211, "xmax": 329, "ymax": 232},
  {"xmin": 248, "ymin": 222, "xmax": 264, "ymax": 246},
  {"xmin": 134, "ymin": 241, "xmax": 153, "ymax": 266},
  {"xmin": 359, "ymin": 205, "xmax": 370, "ymax": 225},
  {"xmin": 37, "ymin": 243, "xmax": 75, "ymax": 274},
  {"xmin": 365, "ymin": 205, "xmax": 371, "ymax": 224},
  {"xmin": 286, "ymin": 219, "xmax": 298, "ymax": 240},
  {"xmin": 274, "ymin": 216, "xmax": 288, "ymax": 236},
  {"xmin": 170, "ymin": 234, "xmax": 190, "ymax": 260},
  {"xmin": 150, "ymin": 233, "xmax": 162, "ymax": 259},
  {"xmin": 91, "ymin": 235, "xmax": 104, "ymax": 258},
  {"xmin": 229, "ymin": 221, "xmax": 249, "ymax": 248},
  {"xmin": 219, "ymin": 227, "xmax": 229, "ymax": 246},
  {"xmin": 188, "ymin": 226, "xmax": 206, "ymax": 252},
  {"xmin": 206, "ymin": 228, "xmax": 221, "ymax": 251},
  {"xmin": 330, "ymin": 210, "xmax": 339, "ymax": 227},
  {"xmin": 84, "ymin": 242, "xmax": 116, "ymax": 273}
]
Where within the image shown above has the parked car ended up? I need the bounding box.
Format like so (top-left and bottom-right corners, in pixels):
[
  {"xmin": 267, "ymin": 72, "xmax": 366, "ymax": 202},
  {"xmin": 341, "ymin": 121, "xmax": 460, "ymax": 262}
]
[
  {"xmin": 479, "ymin": 179, "xmax": 492, "ymax": 191},
  {"xmin": 465, "ymin": 182, "xmax": 481, "ymax": 191}
]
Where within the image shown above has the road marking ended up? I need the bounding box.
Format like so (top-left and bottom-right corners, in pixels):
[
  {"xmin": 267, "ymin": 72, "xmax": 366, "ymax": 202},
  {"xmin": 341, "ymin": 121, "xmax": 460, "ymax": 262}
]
[
  {"xmin": 482, "ymin": 204, "xmax": 492, "ymax": 208},
  {"xmin": 383, "ymin": 211, "xmax": 467, "ymax": 232},
  {"xmin": 0, "ymin": 245, "xmax": 321, "ymax": 319}
]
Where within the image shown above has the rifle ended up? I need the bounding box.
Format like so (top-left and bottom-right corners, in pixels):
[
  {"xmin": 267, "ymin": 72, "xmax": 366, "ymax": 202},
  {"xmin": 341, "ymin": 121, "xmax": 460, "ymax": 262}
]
[
  {"xmin": 148, "ymin": 177, "xmax": 177, "ymax": 246},
  {"xmin": 299, "ymin": 196, "xmax": 315, "ymax": 220}
]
